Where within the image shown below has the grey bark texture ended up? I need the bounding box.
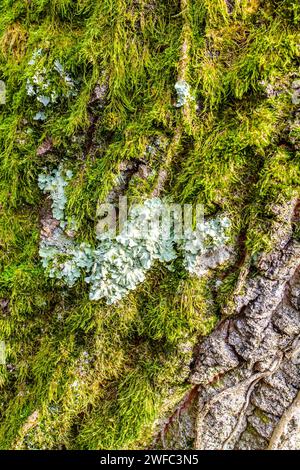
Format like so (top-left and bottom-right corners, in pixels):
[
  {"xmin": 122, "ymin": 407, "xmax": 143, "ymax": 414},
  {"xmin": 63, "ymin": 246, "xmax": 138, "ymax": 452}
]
[{"xmin": 156, "ymin": 199, "xmax": 300, "ymax": 450}]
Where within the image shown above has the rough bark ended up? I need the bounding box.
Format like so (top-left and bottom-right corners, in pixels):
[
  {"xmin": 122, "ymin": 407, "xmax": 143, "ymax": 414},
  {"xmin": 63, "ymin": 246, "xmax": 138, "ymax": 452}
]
[{"xmin": 157, "ymin": 199, "xmax": 300, "ymax": 450}]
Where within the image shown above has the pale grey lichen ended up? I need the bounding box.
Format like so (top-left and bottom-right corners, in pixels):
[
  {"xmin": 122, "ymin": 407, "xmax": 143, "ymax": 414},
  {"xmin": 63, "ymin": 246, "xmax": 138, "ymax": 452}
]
[
  {"xmin": 38, "ymin": 165, "xmax": 93, "ymax": 289},
  {"xmin": 39, "ymin": 229, "xmax": 93, "ymax": 287},
  {"xmin": 26, "ymin": 49, "xmax": 77, "ymax": 121},
  {"xmin": 33, "ymin": 111, "xmax": 47, "ymax": 121},
  {"xmin": 182, "ymin": 216, "xmax": 231, "ymax": 274},
  {"xmin": 86, "ymin": 198, "xmax": 177, "ymax": 303},
  {"xmin": 28, "ymin": 48, "xmax": 43, "ymax": 66},
  {"xmin": 38, "ymin": 167, "xmax": 231, "ymax": 304},
  {"xmin": 0, "ymin": 80, "xmax": 6, "ymax": 104},
  {"xmin": 87, "ymin": 208, "xmax": 230, "ymax": 304},
  {"xmin": 174, "ymin": 80, "xmax": 192, "ymax": 108},
  {"xmin": 38, "ymin": 166, "xmax": 73, "ymax": 228},
  {"xmin": 36, "ymin": 95, "xmax": 51, "ymax": 106}
]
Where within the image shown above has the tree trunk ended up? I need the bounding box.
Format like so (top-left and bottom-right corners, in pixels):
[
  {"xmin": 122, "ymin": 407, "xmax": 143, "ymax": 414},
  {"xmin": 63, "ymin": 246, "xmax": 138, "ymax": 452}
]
[
  {"xmin": 156, "ymin": 199, "xmax": 300, "ymax": 450},
  {"xmin": 0, "ymin": 0, "xmax": 299, "ymax": 450}
]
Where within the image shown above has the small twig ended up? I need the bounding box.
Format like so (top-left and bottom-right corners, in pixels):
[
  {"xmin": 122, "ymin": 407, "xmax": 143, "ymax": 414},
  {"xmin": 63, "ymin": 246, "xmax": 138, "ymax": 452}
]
[
  {"xmin": 194, "ymin": 356, "xmax": 282, "ymax": 450},
  {"xmin": 222, "ymin": 356, "xmax": 282, "ymax": 449},
  {"xmin": 268, "ymin": 389, "xmax": 300, "ymax": 450}
]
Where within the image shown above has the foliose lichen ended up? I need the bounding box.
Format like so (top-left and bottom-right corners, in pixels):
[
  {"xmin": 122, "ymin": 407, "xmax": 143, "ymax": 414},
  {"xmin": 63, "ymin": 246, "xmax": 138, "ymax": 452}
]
[
  {"xmin": 86, "ymin": 198, "xmax": 178, "ymax": 303},
  {"xmin": 38, "ymin": 165, "xmax": 73, "ymax": 228},
  {"xmin": 182, "ymin": 217, "xmax": 231, "ymax": 274},
  {"xmin": 39, "ymin": 229, "xmax": 93, "ymax": 287},
  {"xmin": 38, "ymin": 167, "xmax": 231, "ymax": 304},
  {"xmin": 174, "ymin": 80, "xmax": 192, "ymax": 108},
  {"xmin": 26, "ymin": 49, "xmax": 78, "ymax": 121}
]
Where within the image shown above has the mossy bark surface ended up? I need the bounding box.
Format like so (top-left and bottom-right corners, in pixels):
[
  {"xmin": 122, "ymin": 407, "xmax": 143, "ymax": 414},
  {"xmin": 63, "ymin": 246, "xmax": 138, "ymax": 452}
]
[{"xmin": 0, "ymin": 0, "xmax": 299, "ymax": 449}]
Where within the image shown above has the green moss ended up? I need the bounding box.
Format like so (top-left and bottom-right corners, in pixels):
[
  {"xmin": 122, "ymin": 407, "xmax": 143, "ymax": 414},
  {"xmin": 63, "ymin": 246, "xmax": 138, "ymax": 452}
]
[
  {"xmin": 0, "ymin": 0, "xmax": 299, "ymax": 450},
  {"xmin": 254, "ymin": 407, "xmax": 271, "ymax": 425}
]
